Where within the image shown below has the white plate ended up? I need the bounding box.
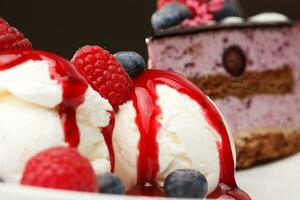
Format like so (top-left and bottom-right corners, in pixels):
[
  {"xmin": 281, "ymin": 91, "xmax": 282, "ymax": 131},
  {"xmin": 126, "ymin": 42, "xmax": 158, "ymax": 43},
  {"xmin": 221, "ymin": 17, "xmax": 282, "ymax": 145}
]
[
  {"xmin": 237, "ymin": 153, "xmax": 300, "ymax": 200},
  {"xmin": 1, "ymin": 153, "xmax": 299, "ymax": 200}
]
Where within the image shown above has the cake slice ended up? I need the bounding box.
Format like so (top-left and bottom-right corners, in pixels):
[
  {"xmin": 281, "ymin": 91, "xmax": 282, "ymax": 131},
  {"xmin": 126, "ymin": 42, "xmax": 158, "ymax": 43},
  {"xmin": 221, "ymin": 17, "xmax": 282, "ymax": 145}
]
[{"xmin": 147, "ymin": 17, "xmax": 300, "ymax": 168}]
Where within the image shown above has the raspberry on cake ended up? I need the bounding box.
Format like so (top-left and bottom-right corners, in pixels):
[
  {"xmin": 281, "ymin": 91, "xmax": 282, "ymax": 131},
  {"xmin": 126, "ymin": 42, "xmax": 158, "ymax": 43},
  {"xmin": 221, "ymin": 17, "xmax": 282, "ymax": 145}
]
[
  {"xmin": 147, "ymin": 10, "xmax": 300, "ymax": 168},
  {"xmin": 153, "ymin": 0, "xmax": 241, "ymax": 28}
]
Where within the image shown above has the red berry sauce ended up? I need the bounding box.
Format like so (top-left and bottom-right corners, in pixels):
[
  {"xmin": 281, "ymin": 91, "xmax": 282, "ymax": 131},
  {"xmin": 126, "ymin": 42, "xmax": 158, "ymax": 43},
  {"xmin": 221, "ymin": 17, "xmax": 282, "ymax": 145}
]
[
  {"xmin": 102, "ymin": 112, "xmax": 116, "ymax": 172},
  {"xmin": 0, "ymin": 49, "xmax": 115, "ymax": 170},
  {"xmin": 130, "ymin": 69, "xmax": 250, "ymax": 199}
]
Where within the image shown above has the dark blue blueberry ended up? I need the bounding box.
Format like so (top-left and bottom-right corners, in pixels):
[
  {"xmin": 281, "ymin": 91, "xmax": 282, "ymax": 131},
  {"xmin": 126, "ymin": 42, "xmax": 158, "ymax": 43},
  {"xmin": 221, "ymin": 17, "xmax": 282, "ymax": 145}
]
[
  {"xmin": 213, "ymin": 0, "xmax": 242, "ymax": 21},
  {"xmin": 164, "ymin": 169, "xmax": 208, "ymax": 198},
  {"xmin": 114, "ymin": 51, "xmax": 146, "ymax": 78},
  {"xmin": 222, "ymin": 45, "xmax": 246, "ymax": 77},
  {"xmin": 163, "ymin": 2, "xmax": 192, "ymax": 19},
  {"xmin": 98, "ymin": 173, "xmax": 125, "ymax": 195},
  {"xmin": 151, "ymin": 2, "xmax": 192, "ymax": 30}
]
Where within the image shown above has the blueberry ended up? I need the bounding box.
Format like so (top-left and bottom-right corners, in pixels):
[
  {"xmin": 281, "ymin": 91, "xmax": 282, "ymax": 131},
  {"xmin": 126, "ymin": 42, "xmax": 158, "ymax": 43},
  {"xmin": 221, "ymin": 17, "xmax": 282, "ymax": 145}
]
[
  {"xmin": 164, "ymin": 169, "xmax": 208, "ymax": 198},
  {"xmin": 114, "ymin": 51, "xmax": 146, "ymax": 78},
  {"xmin": 223, "ymin": 45, "xmax": 246, "ymax": 77},
  {"xmin": 98, "ymin": 173, "xmax": 125, "ymax": 195},
  {"xmin": 213, "ymin": 0, "xmax": 242, "ymax": 21},
  {"xmin": 151, "ymin": 2, "xmax": 192, "ymax": 30},
  {"xmin": 164, "ymin": 2, "xmax": 192, "ymax": 19}
]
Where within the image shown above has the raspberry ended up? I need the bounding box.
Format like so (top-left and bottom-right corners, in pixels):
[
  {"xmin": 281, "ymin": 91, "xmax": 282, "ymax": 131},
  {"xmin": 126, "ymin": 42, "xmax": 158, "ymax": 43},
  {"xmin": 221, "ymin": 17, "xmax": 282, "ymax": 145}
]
[
  {"xmin": 71, "ymin": 45, "xmax": 133, "ymax": 109},
  {"xmin": 21, "ymin": 147, "xmax": 98, "ymax": 192},
  {"xmin": 0, "ymin": 18, "xmax": 32, "ymax": 51},
  {"xmin": 157, "ymin": 0, "xmax": 226, "ymax": 26},
  {"xmin": 157, "ymin": 0, "xmax": 185, "ymax": 9}
]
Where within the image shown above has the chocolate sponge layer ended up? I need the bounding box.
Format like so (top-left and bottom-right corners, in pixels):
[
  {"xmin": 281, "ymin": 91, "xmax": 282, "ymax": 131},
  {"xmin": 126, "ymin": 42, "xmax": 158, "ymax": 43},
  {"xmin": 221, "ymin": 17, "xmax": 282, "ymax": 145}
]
[
  {"xmin": 189, "ymin": 66, "xmax": 294, "ymax": 99},
  {"xmin": 235, "ymin": 128, "xmax": 300, "ymax": 168}
]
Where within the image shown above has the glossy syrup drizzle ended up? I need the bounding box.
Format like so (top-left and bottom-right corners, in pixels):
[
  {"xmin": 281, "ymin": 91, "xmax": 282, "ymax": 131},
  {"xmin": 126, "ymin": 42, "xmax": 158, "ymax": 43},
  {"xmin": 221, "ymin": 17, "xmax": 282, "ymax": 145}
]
[
  {"xmin": 131, "ymin": 69, "xmax": 250, "ymax": 199},
  {"xmin": 132, "ymin": 77, "xmax": 161, "ymax": 185},
  {"xmin": 0, "ymin": 50, "xmax": 115, "ymax": 169},
  {"xmin": 102, "ymin": 112, "xmax": 116, "ymax": 172},
  {"xmin": 48, "ymin": 52, "xmax": 88, "ymax": 147}
]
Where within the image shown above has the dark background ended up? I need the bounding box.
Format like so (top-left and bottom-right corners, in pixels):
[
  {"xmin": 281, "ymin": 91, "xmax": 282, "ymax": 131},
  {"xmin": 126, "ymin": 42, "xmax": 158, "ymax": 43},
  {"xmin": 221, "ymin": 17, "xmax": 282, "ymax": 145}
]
[{"xmin": 0, "ymin": 0, "xmax": 299, "ymax": 59}]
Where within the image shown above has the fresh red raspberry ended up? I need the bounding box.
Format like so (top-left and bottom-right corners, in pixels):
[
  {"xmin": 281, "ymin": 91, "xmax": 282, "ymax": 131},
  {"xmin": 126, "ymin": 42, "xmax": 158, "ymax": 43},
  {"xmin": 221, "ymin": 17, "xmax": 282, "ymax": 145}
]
[
  {"xmin": 157, "ymin": 0, "xmax": 185, "ymax": 9},
  {"xmin": 21, "ymin": 147, "xmax": 98, "ymax": 192},
  {"xmin": 0, "ymin": 18, "xmax": 32, "ymax": 51},
  {"xmin": 157, "ymin": 0, "xmax": 225, "ymax": 26},
  {"xmin": 71, "ymin": 45, "xmax": 133, "ymax": 109}
]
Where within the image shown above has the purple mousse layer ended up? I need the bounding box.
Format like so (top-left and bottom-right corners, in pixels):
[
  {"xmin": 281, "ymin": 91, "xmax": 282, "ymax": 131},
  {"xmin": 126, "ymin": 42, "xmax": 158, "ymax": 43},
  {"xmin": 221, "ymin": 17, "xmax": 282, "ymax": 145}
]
[
  {"xmin": 147, "ymin": 24, "xmax": 300, "ymax": 134},
  {"xmin": 148, "ymin": 24, "xmax": 300, "ymax": 77},
  {"xmin": 215, "ymin": 92, "xmax": 300, "ymax": 134}
]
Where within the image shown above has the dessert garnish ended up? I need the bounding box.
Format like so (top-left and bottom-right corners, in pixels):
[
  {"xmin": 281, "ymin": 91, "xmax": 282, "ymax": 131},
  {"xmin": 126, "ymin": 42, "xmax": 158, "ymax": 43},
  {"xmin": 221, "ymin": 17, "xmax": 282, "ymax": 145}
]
[
  {"xmin": 21, "ymin": 147, "xmax": 98, "ymax": 192},
  {"xmin": 152, "ymin": 0, "xmax": 242, "ymax": 30},
  {"xmin": 164, "ymin": 169, "xmax": 208, "ymax": 198},
  {"xmin": 152, "ymin": 2, "xmax": 192, "ymax": 30},
  {"xmin": 98, "ymin": 173, "xmax": 125, "ymax": 194},
  {"xmin": 0, "ymin": 18, "xmax": 32, "ymax": 51},
  {"xmin": 71, "ymin": 45, "xmax": 133, "ymax": 110},
  {"xmin": 114, "ymin": 51, "xmax": 147, "ymax": 78},
  {"xmin": 223, "ymin": 45, "xmax": 247, "ymax": 77}
]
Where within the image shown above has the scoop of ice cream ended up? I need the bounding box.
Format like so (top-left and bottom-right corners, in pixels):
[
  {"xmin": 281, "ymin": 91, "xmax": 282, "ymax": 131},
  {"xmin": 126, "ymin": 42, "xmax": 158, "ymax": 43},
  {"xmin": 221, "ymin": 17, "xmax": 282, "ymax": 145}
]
[
  {"xmin": 0, "ymin": 50, "xmax": 113, "ymax": 182},
  {"xmin": 113, "ymin": 69, "xmax": 237, "ymax": 196},
  {"xmin": 114, "ymin": 85, "xmax": 220, "ymax": 193}
]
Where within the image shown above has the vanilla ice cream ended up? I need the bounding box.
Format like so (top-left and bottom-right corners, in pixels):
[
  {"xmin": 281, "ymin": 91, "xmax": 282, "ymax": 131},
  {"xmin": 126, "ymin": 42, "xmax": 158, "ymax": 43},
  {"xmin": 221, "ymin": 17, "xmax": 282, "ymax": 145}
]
[
  {"xmin": 113, "ymin": 69, "xmax": 237, "ymax": 196},
  {"xmin": 0, "ymin": 50, "xmax": 113, "ymax": 182}
]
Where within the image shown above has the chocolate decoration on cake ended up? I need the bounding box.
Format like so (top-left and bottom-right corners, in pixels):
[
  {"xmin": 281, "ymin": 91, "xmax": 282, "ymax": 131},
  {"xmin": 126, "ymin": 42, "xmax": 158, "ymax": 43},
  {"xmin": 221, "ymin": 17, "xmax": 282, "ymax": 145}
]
[{"xmin": 222, "ymin": 45, "xmax": 246, "ymax": 77}]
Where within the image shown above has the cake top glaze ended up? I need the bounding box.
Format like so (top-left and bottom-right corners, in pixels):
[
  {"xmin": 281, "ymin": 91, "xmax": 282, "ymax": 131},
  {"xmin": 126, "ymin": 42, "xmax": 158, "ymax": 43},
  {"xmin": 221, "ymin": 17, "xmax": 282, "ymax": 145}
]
[{"xmin": 149, "ymin": 20, "xmax": 294, "ymax": 40}]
